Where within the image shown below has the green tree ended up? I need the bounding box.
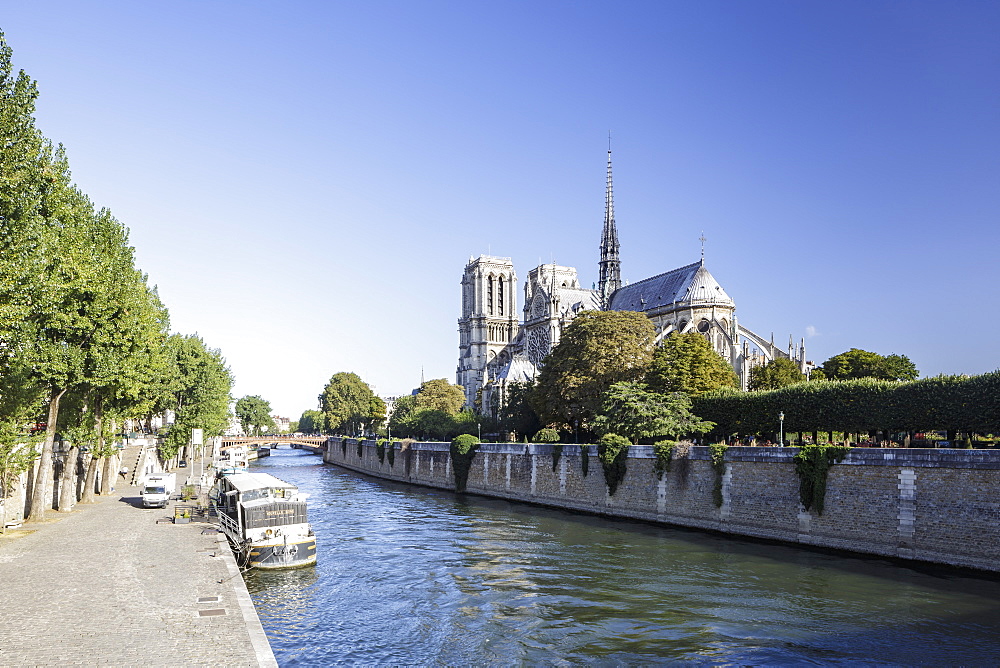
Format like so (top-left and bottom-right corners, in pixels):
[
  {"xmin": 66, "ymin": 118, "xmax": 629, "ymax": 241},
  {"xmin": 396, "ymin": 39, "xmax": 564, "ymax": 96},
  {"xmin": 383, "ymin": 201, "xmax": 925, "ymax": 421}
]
[
  {"xmin": 530, "ymin": 310, "xmax": 655, "ymax": 432},
  {"xmin": 320, "ymin": 372, "xmax": 376, "ymax": 435},
  {"xmin": 645, "ymin": 331, "xmax": 739, "ymax": 397},
  {"xmin": 748, "ymin": 357, "xmax": 806, "ymax": 391},
  {"xmin": 235, "ymin": 395, "xmax": 276, "ymax": 436},
  {"xmin": 592, "ymin": 382, "xmax": 715, "ymax": 444},
  {"xmin": 297, "ymin": 409, "xmax": 324, "ymax": 434},
  {"xmin": 387, "ymin": 394, "xmax": 417, "ymax": 436},
  {"xmin": 822, "ymin": 348, "xmax": 918, "ymax": 382},
  {"xmin": 414, "ymin": 378, "xmax": 465, "ymax": 415},
  {"xmin": 160, "ymin": 335, "xmax": 233, "ymax": 460},
  {"xmin": 496, "ymin": 381, "xmax": 542, "ymax": 441}
]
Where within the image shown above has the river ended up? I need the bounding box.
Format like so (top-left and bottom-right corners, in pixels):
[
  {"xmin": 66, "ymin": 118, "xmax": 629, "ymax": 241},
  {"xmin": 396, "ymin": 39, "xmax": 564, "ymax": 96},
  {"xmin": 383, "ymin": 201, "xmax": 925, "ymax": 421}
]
[{"xmin": 245, "ymin": 446, "xmax": 1000, "ymax": 666}]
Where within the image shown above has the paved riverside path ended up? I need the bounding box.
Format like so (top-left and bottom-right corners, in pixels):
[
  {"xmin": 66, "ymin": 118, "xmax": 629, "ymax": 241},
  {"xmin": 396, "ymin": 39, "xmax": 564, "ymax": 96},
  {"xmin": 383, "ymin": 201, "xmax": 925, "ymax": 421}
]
[{"xmin": 0, "ymin": 476, "xmax": 277, "ymax": 667}]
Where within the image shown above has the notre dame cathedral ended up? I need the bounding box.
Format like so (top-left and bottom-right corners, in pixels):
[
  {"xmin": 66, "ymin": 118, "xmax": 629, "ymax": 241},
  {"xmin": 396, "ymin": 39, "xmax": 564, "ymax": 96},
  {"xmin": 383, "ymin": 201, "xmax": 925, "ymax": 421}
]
[{"xmin": 456, "ymin": 149, "xmax": 809, "ymax": 408}]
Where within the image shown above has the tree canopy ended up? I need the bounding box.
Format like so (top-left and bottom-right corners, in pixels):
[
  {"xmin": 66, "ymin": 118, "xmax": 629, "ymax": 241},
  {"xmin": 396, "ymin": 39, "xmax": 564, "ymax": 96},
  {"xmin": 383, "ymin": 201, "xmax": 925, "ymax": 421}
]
[
  {"xmin": 320, "ymin": 372, "xmax": 377, "ymax": 436},
  {"xmin": 160, "ymin": 335, "xmax": 233, "ymax": 459},
  {"xmin": 748, "ymin": 357, "xmax": 806, "ymax": 391},
  {"xmin": 645, "ymin": 331, "xmax": 739, "ymax": 397},
  {"xmin": 297, "ymin": 409, "xmax": 325, "ymax": 434},
  {"xmin": 821, "ymin": 348, "xmax": 918, "ymax": 382},
  {"xmin": 235, "ymin": 395, "xmax": 276, "ymax": 436},
  {"xmin": 530, "ymin": 310, "xmax": 655, "ymax": 430},
  {"xmin": 414, "ymin": 378, "xmax": 465, "ymax": 415},
  {"xmin": 592, "ymin": 382, "xmax": 715, "ymax": 444}
]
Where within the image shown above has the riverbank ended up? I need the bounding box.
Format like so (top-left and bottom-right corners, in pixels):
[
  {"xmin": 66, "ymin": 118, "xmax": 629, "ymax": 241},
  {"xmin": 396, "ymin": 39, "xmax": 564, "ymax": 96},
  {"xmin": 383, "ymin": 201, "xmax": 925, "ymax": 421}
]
[
  {"xmin": 0, "ymin": 474, "xmax": 276, "ymax": 667},
  {"xmin": 324, "ymin": 438, "xmax": 1000, "ymax": 573}
]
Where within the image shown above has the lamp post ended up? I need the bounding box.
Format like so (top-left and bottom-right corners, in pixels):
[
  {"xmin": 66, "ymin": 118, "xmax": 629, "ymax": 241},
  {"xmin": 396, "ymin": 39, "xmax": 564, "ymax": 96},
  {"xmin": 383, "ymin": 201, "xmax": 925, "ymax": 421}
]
[
  {"xmin": 779, "ymin": 411, "xmax": 785, "ymax": 447},
  {"xmin": 477, "ymin": 423, "xmax": 481, "ymax": 442}
]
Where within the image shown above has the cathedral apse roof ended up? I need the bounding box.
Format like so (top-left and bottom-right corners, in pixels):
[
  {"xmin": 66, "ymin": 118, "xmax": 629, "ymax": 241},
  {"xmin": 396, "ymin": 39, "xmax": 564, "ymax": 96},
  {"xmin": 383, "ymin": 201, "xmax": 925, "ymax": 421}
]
[{"xmin": 608, "ymin": 261, "xmax": 734, "ymax": 313}]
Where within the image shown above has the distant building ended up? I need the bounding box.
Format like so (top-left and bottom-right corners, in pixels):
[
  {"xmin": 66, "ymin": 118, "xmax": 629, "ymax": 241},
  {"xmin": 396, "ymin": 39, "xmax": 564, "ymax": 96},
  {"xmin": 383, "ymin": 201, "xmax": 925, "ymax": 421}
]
[
  {"xmin": 272, "ymin": 415, "xmax": 291, "ymax": 433},
  {"xmin": 457, "ymin": 148, "xmax": 809, "ymax": 408}
]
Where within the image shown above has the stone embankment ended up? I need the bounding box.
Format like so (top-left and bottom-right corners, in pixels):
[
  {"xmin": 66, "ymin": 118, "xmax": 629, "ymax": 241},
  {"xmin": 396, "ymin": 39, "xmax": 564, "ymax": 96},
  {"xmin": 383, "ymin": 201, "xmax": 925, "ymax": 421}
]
[
  {"xmin": 324, "ymin": 438, "xmax": 1000, "ymax": 573},
  {"xmin": 0, "ymin": 471, "xmax": 276, "ymax": 667}
]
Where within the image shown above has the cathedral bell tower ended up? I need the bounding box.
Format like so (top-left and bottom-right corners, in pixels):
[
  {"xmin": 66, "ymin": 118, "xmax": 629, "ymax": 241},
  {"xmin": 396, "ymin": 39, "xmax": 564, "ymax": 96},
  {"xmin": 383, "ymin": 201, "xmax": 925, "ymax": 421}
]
[
  {"xmin": 456, "ymin": 255, "xmax": 519, "ymax": 407},
  {"xmin": 598, "ymin": 145, "xmax": 621, "ymax": 307}
]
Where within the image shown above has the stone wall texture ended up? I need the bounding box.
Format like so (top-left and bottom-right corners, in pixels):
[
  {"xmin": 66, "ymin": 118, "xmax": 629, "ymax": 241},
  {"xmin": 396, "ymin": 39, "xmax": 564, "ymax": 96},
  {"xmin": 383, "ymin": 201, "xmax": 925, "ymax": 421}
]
[{"xmin": 321, "ymin": 439, "xmax": 1000, "ymax": 573}]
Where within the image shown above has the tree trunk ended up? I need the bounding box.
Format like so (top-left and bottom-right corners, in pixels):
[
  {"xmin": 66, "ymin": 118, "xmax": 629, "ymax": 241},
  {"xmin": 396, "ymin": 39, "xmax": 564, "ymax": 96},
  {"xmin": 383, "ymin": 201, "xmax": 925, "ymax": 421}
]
[
  {"xmin": 57, "ymin": 444, "xmax": 80, "ymax": 512},
  {"xmin": 79, "ymin": 452, "xmax": 100, "ymax": 503},
  {"xmin": 101, "ymin": 453, "xmax": 115, "ymax": 495},
  {"xmin": 28, "ymin": 388, "xmax": 66, "ymax": 522}
]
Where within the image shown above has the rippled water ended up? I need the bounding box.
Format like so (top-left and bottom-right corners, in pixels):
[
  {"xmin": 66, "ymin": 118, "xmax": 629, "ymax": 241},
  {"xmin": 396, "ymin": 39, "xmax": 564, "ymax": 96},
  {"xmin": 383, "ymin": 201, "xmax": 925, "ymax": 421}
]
[{"xmin": 246, "ymin": 447, "xmax": 1000, "ymax": 666}]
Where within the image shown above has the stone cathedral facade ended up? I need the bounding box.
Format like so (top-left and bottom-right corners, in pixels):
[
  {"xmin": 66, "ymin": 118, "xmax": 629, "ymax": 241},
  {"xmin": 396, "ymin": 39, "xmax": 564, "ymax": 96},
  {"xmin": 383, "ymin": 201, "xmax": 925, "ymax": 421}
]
[{"xmin": 456, "ymin": 149, "xmax": 808, "ymax": 408}]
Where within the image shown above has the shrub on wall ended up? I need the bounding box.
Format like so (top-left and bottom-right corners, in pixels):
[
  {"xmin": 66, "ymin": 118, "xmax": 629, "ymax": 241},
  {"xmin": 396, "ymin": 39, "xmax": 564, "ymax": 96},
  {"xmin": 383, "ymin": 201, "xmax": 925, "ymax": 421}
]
[
  {"xmin": 580, "ymin": 444, "xmax": 590, "ymax": 477},
  {"xmin": 386, "ymin": 441, "xmax": 395, "ymax": 467},
  {"xmin": 450, "ymin": 434, "xmax": 480, "ymax": 493},
  {"xmin": 341, "ymin": 439, "xmax": 348, "ymax": 457},
  {"xmin": 709, "ymin": 443, "xmax": 728, "ymax": 507},
  {"xmin": 653, "ymin": 440, "xmax": 676, "ymax": 480},
  {"xmin": 356, "ymin": 439, "xmax": 363, "ymax": 459},
  {"xmin": 597, "ymin": 433, "xmax": 630, "ymax": 496},
  {"xmin": 375, "ymin": 439, "xmax": 386, "ymax": 464},
  {"xmin": 793, "ymin": 444, "xmax": 850, "ymax": 514}
]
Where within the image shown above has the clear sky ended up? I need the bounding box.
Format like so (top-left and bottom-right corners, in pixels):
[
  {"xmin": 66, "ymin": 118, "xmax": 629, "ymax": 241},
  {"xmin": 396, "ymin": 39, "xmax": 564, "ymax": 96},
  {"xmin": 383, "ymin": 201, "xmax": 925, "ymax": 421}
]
[{"xmin": 3, "ymin": 1, "xmax": 999, "ymax": 419}]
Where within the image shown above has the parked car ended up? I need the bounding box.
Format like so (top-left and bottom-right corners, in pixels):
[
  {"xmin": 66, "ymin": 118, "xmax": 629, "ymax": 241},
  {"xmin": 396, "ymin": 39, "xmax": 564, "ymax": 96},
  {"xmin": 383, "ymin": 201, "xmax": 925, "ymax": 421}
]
[{"xmin": 178, "ymin": 460, "xmax": 187, "ymax": 468}]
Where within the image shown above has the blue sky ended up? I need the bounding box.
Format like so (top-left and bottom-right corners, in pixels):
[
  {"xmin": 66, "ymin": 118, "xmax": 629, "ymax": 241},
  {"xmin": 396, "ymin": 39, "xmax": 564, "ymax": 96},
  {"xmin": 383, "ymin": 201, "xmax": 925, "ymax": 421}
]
[{"xmin": 3, "ymin": 1, "xmax": 999, "ymax": 418}]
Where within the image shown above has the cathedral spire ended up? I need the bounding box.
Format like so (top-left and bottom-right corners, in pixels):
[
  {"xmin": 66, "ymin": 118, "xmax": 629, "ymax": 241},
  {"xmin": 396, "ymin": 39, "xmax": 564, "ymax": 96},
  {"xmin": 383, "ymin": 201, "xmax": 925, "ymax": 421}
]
[{"xmin": 598, "ymin": 137, "xmax": 621, "ymax": 308}]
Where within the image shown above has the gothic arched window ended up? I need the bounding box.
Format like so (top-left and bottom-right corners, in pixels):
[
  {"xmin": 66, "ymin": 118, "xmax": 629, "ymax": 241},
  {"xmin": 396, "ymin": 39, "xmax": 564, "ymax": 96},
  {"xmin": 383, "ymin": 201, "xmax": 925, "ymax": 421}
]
[
  {"xmin": 487, "ymin": 276, "xmax": 494, "ymax": 315},
  {"xmin": 498, "ymin": 277, "xmax": 505, "ymax": 316}
]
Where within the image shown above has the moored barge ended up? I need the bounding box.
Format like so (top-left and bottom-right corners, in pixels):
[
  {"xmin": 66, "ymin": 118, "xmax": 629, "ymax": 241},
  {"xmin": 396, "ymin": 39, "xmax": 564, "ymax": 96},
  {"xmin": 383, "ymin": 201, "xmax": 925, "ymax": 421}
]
[{"xmin": 214, "ymin": 472, "xmax": 316, "ymax": 569}]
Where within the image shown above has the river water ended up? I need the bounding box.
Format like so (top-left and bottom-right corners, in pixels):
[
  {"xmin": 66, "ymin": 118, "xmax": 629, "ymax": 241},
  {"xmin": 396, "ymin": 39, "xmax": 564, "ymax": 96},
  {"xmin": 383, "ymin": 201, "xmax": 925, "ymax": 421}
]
[{"xmin": 245, "ymin": 447, "xmax": 1000, "ymax": 666}]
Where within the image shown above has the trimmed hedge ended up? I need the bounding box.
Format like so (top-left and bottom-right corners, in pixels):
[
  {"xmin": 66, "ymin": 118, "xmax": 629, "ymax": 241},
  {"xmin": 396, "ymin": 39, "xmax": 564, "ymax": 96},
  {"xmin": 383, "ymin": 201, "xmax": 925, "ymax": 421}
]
[{"xmin": 693, "ymin": 372, "xmax": 1000, "ymax": 438}]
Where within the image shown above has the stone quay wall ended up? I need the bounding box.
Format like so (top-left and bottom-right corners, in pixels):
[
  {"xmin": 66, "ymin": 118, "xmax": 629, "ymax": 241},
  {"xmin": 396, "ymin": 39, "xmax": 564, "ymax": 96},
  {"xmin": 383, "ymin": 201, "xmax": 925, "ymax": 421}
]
[{"xmin": 323, "ymin": 438, "xmax": 1000, "ymax": 573}]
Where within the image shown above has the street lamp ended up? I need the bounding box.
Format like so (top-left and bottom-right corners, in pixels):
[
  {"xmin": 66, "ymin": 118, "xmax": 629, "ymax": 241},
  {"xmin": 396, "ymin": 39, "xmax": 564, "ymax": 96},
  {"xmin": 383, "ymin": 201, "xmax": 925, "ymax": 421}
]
[
  {"xmin": 779, "ymin": 411, "xmax": 785, "ymax": 447},
  {"xmin": 478, "ymin": 423, "xmax": 481, "ymax": 442}
]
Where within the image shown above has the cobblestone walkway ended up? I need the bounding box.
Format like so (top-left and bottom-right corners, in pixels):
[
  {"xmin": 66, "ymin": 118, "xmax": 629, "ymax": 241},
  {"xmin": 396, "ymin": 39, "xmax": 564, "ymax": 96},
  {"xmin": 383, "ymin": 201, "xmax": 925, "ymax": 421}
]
[{"xmin": 0, "ymin": 476, "xmax": 276, "ymax": 667}]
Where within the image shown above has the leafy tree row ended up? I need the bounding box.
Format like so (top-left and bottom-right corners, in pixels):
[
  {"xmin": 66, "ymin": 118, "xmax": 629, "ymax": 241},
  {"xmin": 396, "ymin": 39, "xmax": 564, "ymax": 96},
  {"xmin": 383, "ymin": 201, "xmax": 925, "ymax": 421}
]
[{"xmin": 0, "ymin": 34, "xmax": 232, "ymax": 520}]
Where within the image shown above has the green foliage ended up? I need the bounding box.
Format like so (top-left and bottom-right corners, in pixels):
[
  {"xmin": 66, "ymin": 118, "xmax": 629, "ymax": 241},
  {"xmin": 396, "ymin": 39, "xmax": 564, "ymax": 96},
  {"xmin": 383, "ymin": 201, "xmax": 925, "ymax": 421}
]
[
  {"xmin": 320, "ymin": 372, "xmax": 377, "ymax": 436},
  {"xmin": 822, "ymin": 348, "xmax": 918, "ymax": 382},
  {"xmin": 532, "ymin": 428, "xmax": 560, "ymax": 443},
  {"xmin": 297, "ymin": 409, "xmax": 325, "ymax": 434},
  {"xmin": 415, "ymin": 378, "xmax": 466, "ymax": 415},
  {"xmin": 375, "ymin": 438, "xmax": 386, "ymax": 464},
  {"xmin": 646, "ymin": 332, "xmax": 739, "ymax": 397},
  {"xmin": 356, "ymin": 439, "xmax": 363, "ymax": 459},
  {"xmin": 597, "ymin": 433, "xmax": 630, "ymax": 496},
  {"xmin": 387, "ymin": 394, "xmax": 416, "ymax": 435},
  {"xmin": 450, "ymin": 434, "xmax": 480, "ymax": 492},
  {"xmin": 793, "ymin": 444, "xmax": 850, "ymax": 514},
  {"xmin": 386, "ymin": 440, "xmax": 395, "ymax": 467},
  {"xmin": 160, "ymin": 335, "xmax": 233, "ymax": 460},
  {"xmin": 592, "ymin": 382, "xmax": 715, "ymax": 443},
  {"xmin": 495, "ymin": 381, "xmax": 542, "ymax": 441},
  {"xmin": 694, "ymin": 372, "xmax": 1000, "ymax": 439},
  {"xmin": 580, "ymin": 444, "xmax": 590, "ymax": 477},
  {"xmin": 708, "ymin": 442, "xmax": 728, "ymax": 507},
  {"xmin": 653, "ymin": 440, "xmax": 676, "ymax": 480},
  {"xmin": 748, "ymin": 358, "xmax": 805, "ymax": 391},
  {"xmin": 531, "ymin": 310, "xmax": 656, "ymax": 430},
  {"xmin": 234, "ymin": 395, "xmax": 275, "ymax": 436}
]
